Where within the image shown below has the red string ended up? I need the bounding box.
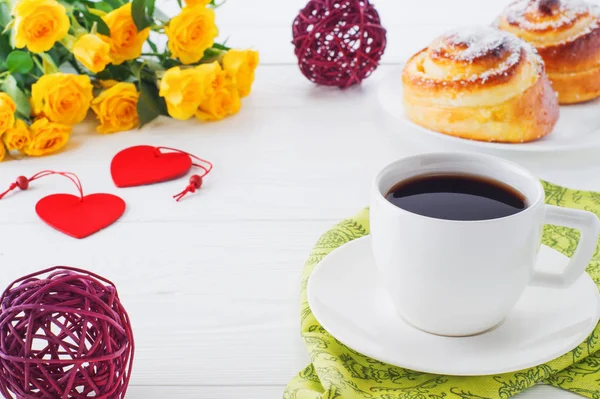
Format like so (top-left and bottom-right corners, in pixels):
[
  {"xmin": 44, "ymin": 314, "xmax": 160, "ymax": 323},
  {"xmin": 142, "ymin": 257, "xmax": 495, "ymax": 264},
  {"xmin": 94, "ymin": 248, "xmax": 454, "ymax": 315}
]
[
  {"xmin": 155, "ymin": 147, "xmax": 213, "ymax": 202},
  {"xmin": 173, "ymin": 193, "xmax": 186, "ymax": 202},
  {"xmin": 0, "ymin": 183, "xmax": 18, "ymax": 200},
  {"xmin": 155, "ymin": 147, "xmax": 213, "ymax": 177},
  {"xmin": 173, "ymin": 192, "xmax": 187, "ymax": 202},
  {"xmin": 0, "ymin": 170, "xmax": 84, "ymax": 200}
]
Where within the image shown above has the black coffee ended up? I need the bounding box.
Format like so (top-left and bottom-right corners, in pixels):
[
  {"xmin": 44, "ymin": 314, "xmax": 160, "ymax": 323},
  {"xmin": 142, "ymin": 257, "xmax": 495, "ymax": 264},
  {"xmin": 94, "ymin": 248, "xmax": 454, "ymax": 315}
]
[{"xmin": 386, "ymin": 174, "xmax": 526, "ymax": 221}]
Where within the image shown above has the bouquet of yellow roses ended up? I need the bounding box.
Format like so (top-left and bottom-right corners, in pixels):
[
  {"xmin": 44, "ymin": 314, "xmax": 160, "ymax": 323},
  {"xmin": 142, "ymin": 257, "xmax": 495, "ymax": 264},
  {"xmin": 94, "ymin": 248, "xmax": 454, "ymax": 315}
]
[{"xmin": 0, "ymin": 0, "xmax": 259, "ymax": 161}]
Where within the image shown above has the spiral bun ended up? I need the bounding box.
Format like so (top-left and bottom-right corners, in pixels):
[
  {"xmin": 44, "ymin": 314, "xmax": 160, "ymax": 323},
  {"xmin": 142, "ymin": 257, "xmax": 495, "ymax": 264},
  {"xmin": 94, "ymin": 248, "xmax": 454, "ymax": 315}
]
[
  {"xmin": 497, "ymin": 0, "xmax": 600, "ymax": 103},
  {"xmin": 402, "ymin": 27, "xmax": 559, "ymax": 143}
]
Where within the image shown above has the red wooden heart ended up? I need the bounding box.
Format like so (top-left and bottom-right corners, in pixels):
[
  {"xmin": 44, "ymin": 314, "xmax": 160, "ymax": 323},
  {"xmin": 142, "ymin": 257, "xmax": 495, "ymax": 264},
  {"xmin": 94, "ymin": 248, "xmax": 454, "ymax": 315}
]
[
  {"xmin": 36, "ymin": 193, "xmax": 126, "ymax": 239},
  {"xmin": 111, "ymin": 145, "xmax": 192, "ymax": 188}
]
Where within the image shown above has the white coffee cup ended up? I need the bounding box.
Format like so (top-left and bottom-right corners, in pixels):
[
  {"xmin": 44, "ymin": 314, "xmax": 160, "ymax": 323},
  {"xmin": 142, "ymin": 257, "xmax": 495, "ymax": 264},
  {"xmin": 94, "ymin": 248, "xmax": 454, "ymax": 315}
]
[{"xmin": 370, "ymin": 153, "xmax": 600, "ymax": 337}]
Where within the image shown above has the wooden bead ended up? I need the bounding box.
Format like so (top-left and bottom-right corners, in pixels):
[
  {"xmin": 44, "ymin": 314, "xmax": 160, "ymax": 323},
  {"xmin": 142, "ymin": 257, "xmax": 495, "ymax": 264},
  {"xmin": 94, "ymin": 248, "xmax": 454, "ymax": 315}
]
[
  {"xmin": 189, "ymin": 175, "xmax": 203, "ymax": 189},
  {"xmin": 16, "ymin": 176, "xmax": 29, "ymax": 190}
]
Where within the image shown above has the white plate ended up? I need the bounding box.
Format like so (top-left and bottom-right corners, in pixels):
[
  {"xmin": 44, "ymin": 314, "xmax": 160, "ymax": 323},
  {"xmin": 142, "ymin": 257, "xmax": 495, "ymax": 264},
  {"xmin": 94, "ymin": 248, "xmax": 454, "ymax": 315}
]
[
  {"xmin": 377, "ymin": 67, "xmax": 600, "ymax": 152},
  {"xmin": 307, "ymin": 236, "xmax": 600, "ymax": 376}
]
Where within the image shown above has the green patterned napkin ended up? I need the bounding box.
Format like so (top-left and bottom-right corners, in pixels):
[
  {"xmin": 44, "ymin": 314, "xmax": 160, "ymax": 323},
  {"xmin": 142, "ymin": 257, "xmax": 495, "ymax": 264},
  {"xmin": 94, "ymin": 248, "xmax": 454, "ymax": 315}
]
[{"xmin": 285, "ymin": 181, "xmax": 600, "ymax": 399}]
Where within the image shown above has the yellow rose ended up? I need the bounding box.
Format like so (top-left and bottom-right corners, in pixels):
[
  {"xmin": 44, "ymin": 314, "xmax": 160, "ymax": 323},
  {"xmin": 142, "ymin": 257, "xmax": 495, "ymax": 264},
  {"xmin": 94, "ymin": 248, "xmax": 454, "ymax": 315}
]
[
  {"xmin": 98, "ymin": 79, "xmax": 119, "ymax": 89},
  {"xmin": 3, "ymin": 119, "xmax": 31, "ymax": 152},
  {"xmin": 0, "ymin": 143, "xmax": 5, "ymax": 162},
  {"xmin": 184, "ymin": 0, "xmax": 211, "ymax": 5},
  {"xmin": 31, "ymin": 73, "xmax": 93, "ymax": 125},
  {"xmin": 25, "ymin": 118, "xmax": 71, "ymax": 156},
  {"xmin": 0, "ymin": 93, "xmax": 16, "ymax": 136},
  {"xmin": 159, "ymin": 62, "xmax": 225, "ymax": 120},
  {"xmin": 197, "ymin": 61, "xmax": 226, "ymax": 96},
  {"xmin": 73, "ymin": 34, "xmax": 111, "ymax": 73},
  {"xmin": 195, "ymin": 83, "xmax": 241, "ymax": 122},
  {"xmin": 12, "ymin": 0, "xmax": 69, "ymax": 53},
  {"xmin": 222, "ymin": 49, "xmax": 259, "ymax": 98},
  {"xmin": 102, "ymin": 4, "xmax": 150, "ymax": 65},
  {"xmin": 166, "ymin": 5, "xmax": 218, "ymax": 64},
  {"xmin": 160, "ymin": 66, "xmax": 208, "ymax": 120},
  {"xmin": 91, "ymin": 82, "xmax": 139, "ymax": 134}
]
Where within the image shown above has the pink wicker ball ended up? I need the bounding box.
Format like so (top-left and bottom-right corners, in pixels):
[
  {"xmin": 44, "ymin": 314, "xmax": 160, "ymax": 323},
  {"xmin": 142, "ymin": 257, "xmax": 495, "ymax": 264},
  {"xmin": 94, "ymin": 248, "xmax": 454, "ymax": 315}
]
[
  {"xmin": 292, "ymin": 0, "xmax": 387, "ymax": 88},
  {"xmin": 0, "ymin": 267, "xmax": 134, "ymax": 399}
]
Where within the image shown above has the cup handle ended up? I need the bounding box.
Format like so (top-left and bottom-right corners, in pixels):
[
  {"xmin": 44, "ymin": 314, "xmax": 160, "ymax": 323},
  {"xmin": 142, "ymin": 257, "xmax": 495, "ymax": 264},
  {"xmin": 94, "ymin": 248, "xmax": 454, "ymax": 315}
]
[{"xmin": 531, "ymin": 205, "xmax": 600, "ymax": 288}]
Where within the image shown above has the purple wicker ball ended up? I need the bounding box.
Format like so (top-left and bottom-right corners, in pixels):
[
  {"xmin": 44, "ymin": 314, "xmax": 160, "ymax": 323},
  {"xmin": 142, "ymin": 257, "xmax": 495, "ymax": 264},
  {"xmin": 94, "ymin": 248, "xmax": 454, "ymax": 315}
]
[
  {"xmin": 292, "ymin": 0, "xmax": 387, "ymax": 88},
  {"xmin": 0, "ymin": 267, "xmax": 134, "ymax": 399}
]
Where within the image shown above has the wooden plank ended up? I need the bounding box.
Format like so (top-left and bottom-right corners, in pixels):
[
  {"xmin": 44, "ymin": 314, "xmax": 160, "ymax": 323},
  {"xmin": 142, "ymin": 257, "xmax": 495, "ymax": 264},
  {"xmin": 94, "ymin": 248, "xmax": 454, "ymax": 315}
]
[
  {"xmin": 124, "ymin": 384, "xmax": 585, "ymax": 398},
  {"xmin": 0, "ymin": 221, "xmax": 320, "ymax": 386},
  {"xmin": 1, "ymin": 65, "xmax": 598, "ymax": 225},
  {"xmin": 127, "ymin": 385, "xmax": 285, "ymax": 398},
  {"xmin": 157, "ymin": 0, "xmax": 600, "ymax": 64},
  {"xmin": 1, "ymin": 0, "xmax": 599, "ymax": 396},
  {"xmin": 125, "ymin": 384, "xmax": 592, "ymax": 399}
]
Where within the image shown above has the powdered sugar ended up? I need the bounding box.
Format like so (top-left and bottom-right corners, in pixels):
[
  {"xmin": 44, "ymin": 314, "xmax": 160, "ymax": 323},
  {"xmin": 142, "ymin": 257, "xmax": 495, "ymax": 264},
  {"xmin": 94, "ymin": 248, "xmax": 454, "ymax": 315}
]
[
  {"xmin": 433, "ymin": 26, "xmax": 523, "ymax": 63},
  {"xmin": 477, "ymin": 51, "xmax": 522, "ymax": 83},
  {"xmin": 422, "ymin": 27, "xmax": 542, "ymax": 83},
  {"xmin": 505, "ymin": 0, "xmax": 598, "ymax": 30}
]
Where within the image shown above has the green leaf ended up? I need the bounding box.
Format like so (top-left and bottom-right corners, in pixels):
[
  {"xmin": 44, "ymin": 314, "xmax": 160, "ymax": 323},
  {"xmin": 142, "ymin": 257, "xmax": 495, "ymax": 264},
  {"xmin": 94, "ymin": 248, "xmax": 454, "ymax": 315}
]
[
  {"xmin": 48, "ymin": 43, "xmax": 73, "ymax": 67},
  {"xmin": 93, "ymin": 2, "xmax": 113, "ymax": 13},
  {"xmin": 200, "ymin": 47, "xmax": 225, "ymax": 63},
  {"xmin": 70, "ymin": 2, "xmax": 88, "ymax": 13},
  {"xmin": 147, "ymin": 0, "xmax": 155, "ymax": 17},
  {"xmin": 147, "ymin": 39, "xmax": 158, "ymax": 53},
  {"xmin": 0, "ymin": 35, "xmax": 11, "ymax": 65},
  {"xmin": 2, "ymin": 75, "xmax": 31, "ymax": 118},
  {"xmin": 2, "ymin": 19, "xmax": 14, "ymax": 35},
  {"xmin": 38, "ymin": 53, "xmax": 60, "ymax": 74},
  {"xmin": 137, "ymin": 79, "xmax": 168, "ymax": 128},
  {"xmin": 7, "ymin": 51, "xmax": 34, "ymax": 74},
  {"xmin": 210, "ymin": 0, "xmax": 226, "ymax": 8},
  {"xmin": 0, "ymin": 3, "xmax": 10, "ymax": 28},
  {"xmin": 95, "ymin": 17, "xmax": 111, "ymax": 36},
  {"xmin": 68, "ymin": 11, "xmax": 86, "ymax": 32},
  {"xmin": 212, "ymin": 42, "xmax": 231, "ymax": 51},
  {"xmin": 96, "ymin": 63, "xmax": 132, "ymax": 81},
  {"xmin": 103, "ymin": 0, "xmax": 125, "ymax": 9},
  {"xmin": 132, "ymin": 0, "xmax": 151, "ymax": 31},
  {"xmin": 20, "ymin": 73, "xmax": 37, "ymax": 88},
  {"xmin": 85, "ymin": 12, "xmax": 111, "ymax": 36},
  {"xmin": 162, "ymin": 58, "xmax": 181, "ymax": 69},
  {"xmin": 144, "ymin": 60, "xmax": 164, "ymax": 71}
]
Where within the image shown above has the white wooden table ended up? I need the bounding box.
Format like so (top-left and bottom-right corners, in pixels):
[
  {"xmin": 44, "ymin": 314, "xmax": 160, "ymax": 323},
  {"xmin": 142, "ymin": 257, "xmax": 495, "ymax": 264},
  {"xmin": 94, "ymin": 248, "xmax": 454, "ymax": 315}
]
[{"xmin": 1, "ymin": 0, "xmax": 598, "ymax": 397}]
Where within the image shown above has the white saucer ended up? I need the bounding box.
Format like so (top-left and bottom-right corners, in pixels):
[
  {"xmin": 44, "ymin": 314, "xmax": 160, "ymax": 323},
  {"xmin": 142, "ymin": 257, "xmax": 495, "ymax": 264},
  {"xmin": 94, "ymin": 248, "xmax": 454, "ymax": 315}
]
[
  {"xmin": 377, "ymin": 67, "xmax": 600, "ymax": 153},
  {"xmin": 307, "ymin": 236, "xmax": 600, "ymax": 376}
]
